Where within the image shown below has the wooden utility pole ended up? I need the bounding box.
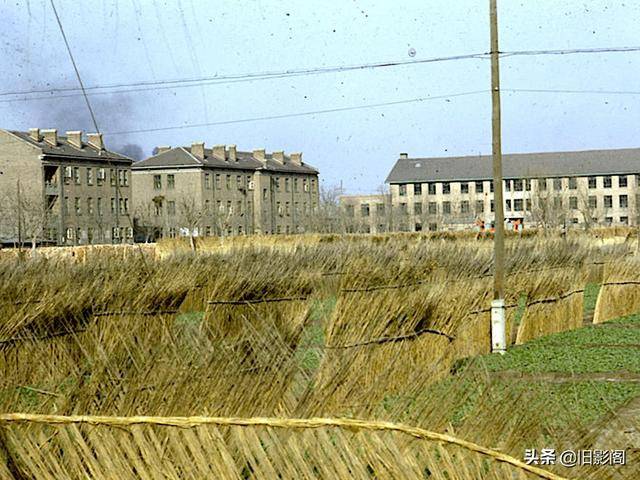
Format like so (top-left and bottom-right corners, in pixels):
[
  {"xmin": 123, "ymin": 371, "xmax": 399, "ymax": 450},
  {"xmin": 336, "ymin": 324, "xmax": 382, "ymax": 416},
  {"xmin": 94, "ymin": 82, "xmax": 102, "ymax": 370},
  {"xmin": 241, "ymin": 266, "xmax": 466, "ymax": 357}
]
[{"xmin": 490, "ymin": 0, "xmax": 506, "ymax": 353}]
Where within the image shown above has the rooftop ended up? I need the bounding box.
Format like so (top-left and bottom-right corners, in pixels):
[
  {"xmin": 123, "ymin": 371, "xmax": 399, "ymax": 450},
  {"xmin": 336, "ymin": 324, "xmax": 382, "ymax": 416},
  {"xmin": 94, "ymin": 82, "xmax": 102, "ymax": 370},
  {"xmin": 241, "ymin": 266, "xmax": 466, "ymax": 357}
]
[
  {"xmin": 385, "ymin": 148, "xmax": 640, "ymax": 183},
  {"xmin": 132, "ymin": 145, "xmax": 318, "ymax": 175},
  {"xmin": 8, "ymin": 129, "xmax": 132, "ymax": 163}
]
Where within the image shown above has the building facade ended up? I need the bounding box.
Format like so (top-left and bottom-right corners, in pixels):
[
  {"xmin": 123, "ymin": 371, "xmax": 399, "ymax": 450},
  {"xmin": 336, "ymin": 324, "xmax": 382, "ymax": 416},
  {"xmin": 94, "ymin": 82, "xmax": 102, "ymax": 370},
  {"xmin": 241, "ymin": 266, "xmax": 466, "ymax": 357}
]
[
  {"xmin": 0, "ymin": 128, "xmax": 133, "ymax": 246},
  {"xmin": 340, "ymin": 148, "xmax": 640, "ymax": 233},
  {"xmin": 338, "ymin": 194, "xmax": 392, "ymax": 234},
  {"xmin": 131, "ymin": 143, "xmax": 319, "ymax": 238}
]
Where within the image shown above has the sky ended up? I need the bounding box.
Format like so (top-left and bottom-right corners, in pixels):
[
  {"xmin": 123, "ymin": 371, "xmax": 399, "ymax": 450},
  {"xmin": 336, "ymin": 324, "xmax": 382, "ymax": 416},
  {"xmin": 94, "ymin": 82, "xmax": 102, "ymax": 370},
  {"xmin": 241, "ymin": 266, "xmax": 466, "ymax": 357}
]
[{"xmin": 1, "ymin": 0, "xmax": 639, "ymax": 194}]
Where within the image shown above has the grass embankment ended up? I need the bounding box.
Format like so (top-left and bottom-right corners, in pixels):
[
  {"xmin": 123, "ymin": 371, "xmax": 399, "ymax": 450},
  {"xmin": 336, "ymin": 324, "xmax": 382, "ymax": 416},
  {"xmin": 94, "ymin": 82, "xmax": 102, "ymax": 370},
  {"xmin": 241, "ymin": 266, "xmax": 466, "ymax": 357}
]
[{"xmin": 453, "ymin": 312, "xmax": 640, "ymax": 430}]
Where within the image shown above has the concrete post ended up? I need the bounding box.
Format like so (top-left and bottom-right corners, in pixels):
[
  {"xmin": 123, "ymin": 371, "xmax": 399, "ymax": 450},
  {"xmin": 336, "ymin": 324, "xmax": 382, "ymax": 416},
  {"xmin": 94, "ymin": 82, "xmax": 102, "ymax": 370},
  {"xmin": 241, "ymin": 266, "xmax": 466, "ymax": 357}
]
[{"xmin": 491, "ymin": 298, "xmax": 506, "ymax": 354}]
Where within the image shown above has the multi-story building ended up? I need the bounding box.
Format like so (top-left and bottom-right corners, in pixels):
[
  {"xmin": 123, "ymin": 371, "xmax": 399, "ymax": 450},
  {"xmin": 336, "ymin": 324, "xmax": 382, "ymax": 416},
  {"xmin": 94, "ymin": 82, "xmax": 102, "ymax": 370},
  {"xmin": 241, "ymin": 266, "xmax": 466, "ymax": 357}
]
[
  {"xmin": 385, "ymin": 149, "xmax": 640, "ymax": 232},
  {"xmin": 0, "ymin": 128, "xmax": 133, "ymax": 246},
  {"xmin": 339, "ymin": 148, "xmax": 640, "ymax": 233},
  {"xmin": 338, "ymin": 194, "xmax": 392, "ymax": 234},
  {"xmin": 131, "ymin": 143, "xmax": 319, "ymax": 238}
]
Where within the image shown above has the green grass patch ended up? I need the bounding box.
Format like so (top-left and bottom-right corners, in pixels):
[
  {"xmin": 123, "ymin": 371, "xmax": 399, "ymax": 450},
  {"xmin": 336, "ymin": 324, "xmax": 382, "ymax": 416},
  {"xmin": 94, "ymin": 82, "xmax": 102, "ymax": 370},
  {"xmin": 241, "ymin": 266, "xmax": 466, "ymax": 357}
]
[{"xmin": 583, "ymin": 282, "xmax": 601, "ymax": 315}]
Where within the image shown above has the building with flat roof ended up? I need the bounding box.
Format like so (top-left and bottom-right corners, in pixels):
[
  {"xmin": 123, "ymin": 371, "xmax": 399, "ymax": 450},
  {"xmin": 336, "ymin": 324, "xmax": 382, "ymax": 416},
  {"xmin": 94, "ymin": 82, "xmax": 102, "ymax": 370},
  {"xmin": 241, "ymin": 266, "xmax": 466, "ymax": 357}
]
[
  {"xmin": 131, "ymin": 143, "xmax": 319, "ymax": 239},
  {"xmin": 0, "ymin": 128, "xmax": 133, "ymax": 246}
]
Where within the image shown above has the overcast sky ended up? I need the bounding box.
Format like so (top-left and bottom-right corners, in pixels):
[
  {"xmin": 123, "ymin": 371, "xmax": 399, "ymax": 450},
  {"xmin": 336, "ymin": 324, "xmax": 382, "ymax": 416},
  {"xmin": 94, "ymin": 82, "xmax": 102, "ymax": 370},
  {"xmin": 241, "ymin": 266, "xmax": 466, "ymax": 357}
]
[{"xmin": 1, "ymin": 1, "xmax": 639, "ymax": 193}]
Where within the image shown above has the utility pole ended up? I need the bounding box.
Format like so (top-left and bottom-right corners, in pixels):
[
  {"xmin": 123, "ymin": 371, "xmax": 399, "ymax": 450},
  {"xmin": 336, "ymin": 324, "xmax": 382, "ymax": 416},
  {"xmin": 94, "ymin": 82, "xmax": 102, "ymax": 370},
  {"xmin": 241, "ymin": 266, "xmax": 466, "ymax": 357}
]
[
  {"xmin": 17, "ymin": 180, "xmax": 23, "ymax": 248},
  {"xmin": 490, "ymin": 0, "xmax": 506, "ymax": 354}
]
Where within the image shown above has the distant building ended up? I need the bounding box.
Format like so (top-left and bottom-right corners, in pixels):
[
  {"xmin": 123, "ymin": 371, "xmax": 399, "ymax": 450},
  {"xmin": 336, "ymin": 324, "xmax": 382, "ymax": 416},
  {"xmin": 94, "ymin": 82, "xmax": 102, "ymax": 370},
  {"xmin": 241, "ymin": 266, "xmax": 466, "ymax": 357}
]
[
  {"xmin": 338, "ymin": 194, "xmax": 392, "ymax": 234},
  {"xmin": 339, "ymin": 148, "xmax": 640, "ymax": 232},
  {"xmin": 0, "ymin": 128, "xmax": 133, "ymax": 246},
  {"xmin": 131, "ymin": 143, "xmax": 319, "ymax": 239}
]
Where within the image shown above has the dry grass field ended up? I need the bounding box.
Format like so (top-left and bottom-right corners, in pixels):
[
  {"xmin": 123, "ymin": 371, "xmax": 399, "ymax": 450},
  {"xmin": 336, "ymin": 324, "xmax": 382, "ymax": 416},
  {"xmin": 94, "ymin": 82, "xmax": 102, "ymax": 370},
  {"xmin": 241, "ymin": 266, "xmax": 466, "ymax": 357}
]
[{"xmin": 0, "ymin": 230, "xmax": 639, "ymax": 479}]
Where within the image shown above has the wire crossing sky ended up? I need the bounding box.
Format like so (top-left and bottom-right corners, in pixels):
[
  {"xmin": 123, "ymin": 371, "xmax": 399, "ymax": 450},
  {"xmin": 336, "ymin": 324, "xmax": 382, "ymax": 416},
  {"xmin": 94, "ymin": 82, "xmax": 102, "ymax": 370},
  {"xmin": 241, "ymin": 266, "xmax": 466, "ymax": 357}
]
[{"xmin": 1, "ymin": 0, "xmax": 639, "ymax": 193}]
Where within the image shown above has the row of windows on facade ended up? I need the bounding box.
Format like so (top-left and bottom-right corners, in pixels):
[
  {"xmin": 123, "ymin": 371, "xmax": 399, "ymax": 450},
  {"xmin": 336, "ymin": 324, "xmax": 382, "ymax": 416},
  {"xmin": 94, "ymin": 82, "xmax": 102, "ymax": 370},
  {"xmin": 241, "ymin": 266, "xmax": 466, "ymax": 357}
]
[
  {"xmin": 153, "ymin": 199, "xmax": 316, "ymax": 217},
  {"xmin": 161, "ymin": 223, "xmax": 305, "ymax": 238},
  {"xmin": 152, "ymin": 173, "xmax": 317, "ymax": 193},
  {"xmin": 397, "ymin": 175, "xmax": 640, "ymax": 196},
  {"xmin": 63, "ymin": 197, "xmax": 129, "ymax": 216},
  {"xmin": 57, "ymin": 226, "xmax": 134, "ymax": 243},
  {"xmin": 390, "ymin": 215, "xmax": 635, "ymax": 233},
  {"xmin": 354, "ymin": 193, "xmax": 638, "ymax": 217},
  {"xmin": 49, "ymin": 166, "xmax": 129, "ymax": 188}
]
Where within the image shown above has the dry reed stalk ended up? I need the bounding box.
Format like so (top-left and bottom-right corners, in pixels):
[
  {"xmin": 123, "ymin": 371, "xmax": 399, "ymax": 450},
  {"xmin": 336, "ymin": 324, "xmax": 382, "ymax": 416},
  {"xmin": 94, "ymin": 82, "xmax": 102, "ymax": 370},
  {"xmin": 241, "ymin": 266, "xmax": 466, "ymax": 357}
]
[{"xmin": 593, "ymin": 257, "xmax": 640, "ymax": 323}]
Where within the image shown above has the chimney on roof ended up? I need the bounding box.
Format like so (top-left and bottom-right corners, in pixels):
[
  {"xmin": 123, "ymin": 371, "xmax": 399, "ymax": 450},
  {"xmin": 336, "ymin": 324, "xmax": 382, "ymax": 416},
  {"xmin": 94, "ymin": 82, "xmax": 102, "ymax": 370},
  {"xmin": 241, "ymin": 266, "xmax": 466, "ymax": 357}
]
[
  {"xmin": 42, "ymin": 129, "xmax": 58, "ymax": 146},
  {"xmin": 290, "ymin": 152, "xmax": 302, "ymax": 166},
  {"xmin": 272, "ymin": 150, "xmax": 285, "ymax": 164},
  {"xmin": 156, "ymin": 146, "xmax": 171, "ymax": 154},
  {"xmin": 399, "ymin": 153, "xmax": 408, "ymax": 159},
  {"xmin": 253, "ymin": 148, "xmax": 266, "ymax": 164},
  {"xmin": 29, "ymin": 128, "xmax": 41, "ymax": 142},
  {"xmin": 228, "ymin": 144, "xmax": 237, "ymax": 162},
  {"xmin": 67, "ymin": 131, "xmax": 83, "ymax": 149},
  {"xmin": 87, "ymin": 133, "xmax": 104, "ymax": 150},
  {"xmin": 212, "ymin": 144, "xmax": 226, "ymax": 161},
  {"xmin": 191, "ymin": 141, "xmax": 205, "ymax": 160}
]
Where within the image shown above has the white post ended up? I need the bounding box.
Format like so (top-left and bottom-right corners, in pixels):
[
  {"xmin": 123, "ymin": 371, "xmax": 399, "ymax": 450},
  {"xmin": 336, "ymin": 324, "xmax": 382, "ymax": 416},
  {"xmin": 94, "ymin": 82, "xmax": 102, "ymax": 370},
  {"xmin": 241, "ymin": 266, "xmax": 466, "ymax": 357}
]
[{"xmin": 491, "ymin": 299, "xmax": 506, "ymax": 354}]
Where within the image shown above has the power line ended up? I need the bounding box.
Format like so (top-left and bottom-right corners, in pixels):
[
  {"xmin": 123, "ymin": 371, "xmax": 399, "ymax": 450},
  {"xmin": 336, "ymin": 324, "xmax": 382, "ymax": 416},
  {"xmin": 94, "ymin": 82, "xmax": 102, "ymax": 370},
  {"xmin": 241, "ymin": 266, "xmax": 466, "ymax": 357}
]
[
  {"xmin": 505, "ymin": 88, "xmax": 640, "ymax": 95},
  {"xmin": 103, "ymin": 90, "xmax": 488, "ymax": 136},
  {"xmin": 49, "ymin": 0, "xmax": 100, "ymax": 133},
  {"xmin": 2, "ymin": 44, "xmax": 639, "ymax": 102}
]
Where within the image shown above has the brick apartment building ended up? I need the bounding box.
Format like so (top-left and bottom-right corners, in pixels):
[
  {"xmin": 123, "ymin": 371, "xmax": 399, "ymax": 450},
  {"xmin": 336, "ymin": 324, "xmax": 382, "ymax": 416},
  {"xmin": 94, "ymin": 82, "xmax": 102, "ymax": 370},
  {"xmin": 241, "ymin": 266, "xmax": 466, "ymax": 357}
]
[
  {"xmin": 131, "ymin": 143, "xmax": 319, "ymax": 238},
  {"xmin": 0, "ymin": 128, "xmax": 133, "ymax": 246},
  {"xmin": 340, "ymin": 148, "xmax": 640, "ymax": 233}
]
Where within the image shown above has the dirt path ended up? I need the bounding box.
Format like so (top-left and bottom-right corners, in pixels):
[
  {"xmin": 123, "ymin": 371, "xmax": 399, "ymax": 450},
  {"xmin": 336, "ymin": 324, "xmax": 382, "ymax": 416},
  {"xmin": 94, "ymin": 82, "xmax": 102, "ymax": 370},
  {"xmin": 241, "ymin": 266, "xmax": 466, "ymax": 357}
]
[{"xmin": 491, "ymin": 371, "xmax": 640, "ymax": 383}]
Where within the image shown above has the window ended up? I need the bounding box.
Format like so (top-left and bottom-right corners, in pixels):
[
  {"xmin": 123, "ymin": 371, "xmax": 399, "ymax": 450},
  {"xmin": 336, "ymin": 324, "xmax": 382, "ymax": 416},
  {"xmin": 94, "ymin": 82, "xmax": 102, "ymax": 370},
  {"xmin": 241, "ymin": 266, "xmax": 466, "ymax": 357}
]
[
  {"xmin": 204, "ymin": 200, "xmax": 210, "ymax": 212},
  {"xmin": 167, "ymin": 174, "xmax": 175, "ymax": 189},
  {"xmin": 475, "ymin": 200, "xmax": 484, "ymax": 213},
  {"xmin": 215, "ymin": 174, "xmax": 221, "ymax": 189},
  {"xmin": 603, "ymin": 176, "xmax": 612, "ymax": 188},
  {"xmin": 504, "ymin": 180, "xmax": 511, "ymax": 192},
  {"xmin": 97, "ymin": 198, "xmax": 103, "ymax": 216},
  {"xmin": 226, "ymin": 175, "xmax": 232, "ymax": 190},
  {"xmin": 168, "ymin": 201, "xmax": 176, "ymax": 216},
  {"xmin": 262, "ymin": 188, "xmax": 268, "ymax": 200},
  {"xmin": 87, "ymin": 197, "xmax": 94, "ymax": 215},
  {"xmin": 442, "ymin": 182, "xmax": 451, "ymax": 195},
  {"xmin": 73, "ymin": 167, "xmax": 80, "ymax": 185},
  {"xmin": 475, "ymin": 181, "xmax": 484, "ymax": 193},
  {"xmin": 620, "ymin": 216, "xmax": 629, "ymax": 225},
  {"xmin": 513, "ymin": 179, "xmax": 523, "ymax": 192},
  {"xmin": 97, "ymin": 168, "xmax": 105, "ymax": 185},
  {"xmin": 506, "ymin": 199, "xmax": 512, "ymax": 211},
  {"xmin": 553, "ymin": 178, "xmax": 562, "ymax": 191},
  {"xmin": 110, "ymin": 169, "xmax": 116, "ymax": 186},
  {"xmin": 74, "ymin": 197, "xmax": 81, "ymax": 215},
  {"xmin": 553, "ymin": 197, "xmax": 561, "ymax": 208},
  {"xmin": 64, "ymin": 166, "xmax": 72, "ymax": 185},
  {"xmin": 361, "ymin": 204, "xmax": 370, "ymax": 217},
  {"xmin": 66, "ymin": 227, "xmax": 74, "ymax": 241},
  {"xmin": 112, "ymin": 227, "xmax": 120, "ymax": 239},
  {"xmin": 153, "ymin": 175, "xmax": 161, "ymax": 190},
  {"xmin": 490, "ymin": 182, "xmax": 494, "ymax": 193},
  {"xmin": 399, "ymin": 184, "xmax": 407, "ymax": 196},
  {"xmin": 285, "ymin": 177, "xmax": 290, "ymax": 192},
  {"xmin": 619, "ymin": 195, "xmax": 628, "ymax": 208},
  {"xmin": 605, "ymin": 216, "xmax": 613, "ymax": 224},
  {"xmin": 154, "ymin": 199, "xmax": 163, "ymax": 216},
  {"xmin": 619, "ymin": 175, "xmax": 628, "ymax": 188},
  {"xmin": 76, "ymin": 228, "xmax": 82, "ymax": 242},
  {"xmin": 237, "ymin": 200, "xmax": 243, "ymax": 214},
  {"xmin": 461, "ymin": 182, "xmax": 469, "ymax": 194},
  {"xmin": 87, "ymin": 228, "xmax": 94, "ymax": 244},
  {"xmin": 428, "ymin": 202, "xmax": 437, "ymax": 215},
  {"xmin": 414, "ymin": 202, "xmax": 423, "ymax": 215},
  {"xmin": 119, "ymin": 170, "xmax": 128, "ymax": 187},
  {"xmin": 238, "ymin": 175, "xmax": 243, "ymax": 189},
  {"xmin": 588, "ymin": 196, "xmax": 597, "ymax": 209},
  {"xmin": 461, "ymin": 201, "xmax": 470, "ymax": 213},
  {"xmin": 588, "ymin": 176, "xmax": 597, "ymax": 188},
  {"xmin": 568, "ymin": 177, "xmax": 577, "ymax": 190},
  {"xmin": 604, "ymin": 195, "xmax": 613, "ymax": 208},
  {"xmin": 514, "ymin": 199, "xmax": 523, "ymax": 211},
  {"xmin": 345, "ymin": 205, "xmax": 354, "ymax": 217},
  {"xmin": 569, "ymin": 196, "xmax": 578, "ymax": 209},
  {"xmin": 525, "ymin": 179, "xmax": 531, "ymax": 191},
  {"xmin": 413, "ymin": 183, "xmax": 422, "ymax": 195},
  {"xmin": 414, "ymin": 223, "xmax": 422, "ymax": 232},
  {"xmin": 429, "ymin": 223, "xmax": 437, "ymax": 232},
  {"xmin": 217, "ymin": 200, "xmax": 223, "ymax": 213},
  {"xmin": 376, "ymin": 203, "xmax": 385, "ymax": 215},
  {"xmin": 428, "ymin": 183, "xmax": 436, "ymax": 195},
  {"xmin": 311, "ymin": 178, "xmax": 317, "ymax": 192},
  {"xmin": 124, "ymin": 198, "xmax": 129, "ymax": 214},
  {"xmin": 285, "ymin": 201, "xmax": 290, "ymax": 216},
  {"xmin": 525, "ymin": 199, "xmax": 531, "ymax": 211},
  {"xmin": 538, "ymin": 178, "xmax": 547, "ymax": 191},
  {"xmin": 111, "ymin": 198, "xmax": 117, "ymax": 214},
  {"xmin": 399, "ymin": 202, "xmax": 408, "ymax": 214},
  {"xmin": 87, "ymin": 168, "xmax": 94, "ymax": 185},
  {"xmin": 126, "ymin": 227, "xmax": 133, "ymax": 239},
  {"xmin": 442, "ymin": 201, "xmax": 451, "ymax": 214},
  {"xmin": 294, "ymin": 178, "xmax": 299, "ymax": 192},
  {"xmin": 490, "ymin": 200, "xmax": 495, "ymax": 212}
]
